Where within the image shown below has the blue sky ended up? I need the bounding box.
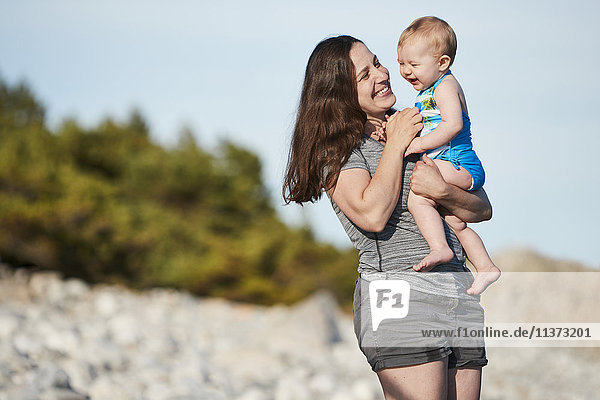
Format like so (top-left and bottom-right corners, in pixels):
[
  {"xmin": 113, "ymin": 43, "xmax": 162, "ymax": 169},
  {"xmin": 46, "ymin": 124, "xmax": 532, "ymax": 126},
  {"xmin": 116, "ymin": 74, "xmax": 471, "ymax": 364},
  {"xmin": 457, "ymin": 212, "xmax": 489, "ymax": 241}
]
[{"xmin": 1, "ymin": 0, "xmax": 599, "ymax": 267}]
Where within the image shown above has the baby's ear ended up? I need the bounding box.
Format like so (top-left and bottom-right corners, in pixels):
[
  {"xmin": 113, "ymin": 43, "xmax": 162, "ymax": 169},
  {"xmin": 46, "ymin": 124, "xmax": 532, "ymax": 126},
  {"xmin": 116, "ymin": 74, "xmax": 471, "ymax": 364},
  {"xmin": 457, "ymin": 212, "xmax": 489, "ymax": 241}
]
[{"xmin": 439, "ymin": 55, "xmax": 451, "ymax": 71}]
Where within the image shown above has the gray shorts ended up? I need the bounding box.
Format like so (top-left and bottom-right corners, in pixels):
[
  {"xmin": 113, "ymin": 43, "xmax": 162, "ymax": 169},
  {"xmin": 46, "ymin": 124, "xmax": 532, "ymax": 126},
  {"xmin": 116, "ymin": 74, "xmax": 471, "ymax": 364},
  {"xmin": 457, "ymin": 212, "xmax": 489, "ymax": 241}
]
[{"xmin": 352, "ymin": 276, "xmax": 488, "ymax": 372}]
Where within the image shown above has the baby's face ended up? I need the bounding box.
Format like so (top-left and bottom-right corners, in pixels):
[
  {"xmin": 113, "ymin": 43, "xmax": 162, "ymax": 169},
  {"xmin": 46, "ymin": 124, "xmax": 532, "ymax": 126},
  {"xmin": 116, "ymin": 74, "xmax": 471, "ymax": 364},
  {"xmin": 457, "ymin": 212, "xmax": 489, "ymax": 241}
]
[{"xmin": 397, "ymin": 40, "xmax": 445, "ymax": 92}]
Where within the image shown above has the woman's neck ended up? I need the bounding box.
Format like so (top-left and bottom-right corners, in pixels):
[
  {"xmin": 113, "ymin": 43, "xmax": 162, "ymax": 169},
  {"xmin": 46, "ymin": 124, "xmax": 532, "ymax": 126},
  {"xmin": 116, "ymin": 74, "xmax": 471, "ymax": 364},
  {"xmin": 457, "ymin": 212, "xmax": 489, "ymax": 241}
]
[{"xmin": 364, "ymin": 116, "xmax": 385, "ymax": 135}]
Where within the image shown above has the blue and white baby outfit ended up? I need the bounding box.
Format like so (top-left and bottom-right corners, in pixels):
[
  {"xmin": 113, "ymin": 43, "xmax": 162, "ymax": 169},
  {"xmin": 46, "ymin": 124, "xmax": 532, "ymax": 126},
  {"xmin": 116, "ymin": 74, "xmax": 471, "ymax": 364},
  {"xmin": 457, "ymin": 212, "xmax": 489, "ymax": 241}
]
[{"xmin": 415, "ymin": 70, "xmax": 485, "ymax": 191}]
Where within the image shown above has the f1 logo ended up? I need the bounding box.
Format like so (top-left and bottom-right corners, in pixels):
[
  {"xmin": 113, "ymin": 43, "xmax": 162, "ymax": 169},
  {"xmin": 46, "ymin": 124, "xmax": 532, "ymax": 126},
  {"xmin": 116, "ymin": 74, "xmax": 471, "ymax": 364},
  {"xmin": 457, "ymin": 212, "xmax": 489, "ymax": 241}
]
[{"xmin": 369, "ymin": 280, "xmax": 410, "ymax": 330}]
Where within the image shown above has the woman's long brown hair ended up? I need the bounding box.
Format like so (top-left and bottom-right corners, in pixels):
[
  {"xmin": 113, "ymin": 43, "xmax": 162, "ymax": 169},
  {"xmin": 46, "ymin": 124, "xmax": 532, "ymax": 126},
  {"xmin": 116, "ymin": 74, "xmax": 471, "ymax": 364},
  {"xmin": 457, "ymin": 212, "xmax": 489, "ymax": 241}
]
[{"xmin": 283, "ymin": 35, "xmax": 367, "ymax": 204}]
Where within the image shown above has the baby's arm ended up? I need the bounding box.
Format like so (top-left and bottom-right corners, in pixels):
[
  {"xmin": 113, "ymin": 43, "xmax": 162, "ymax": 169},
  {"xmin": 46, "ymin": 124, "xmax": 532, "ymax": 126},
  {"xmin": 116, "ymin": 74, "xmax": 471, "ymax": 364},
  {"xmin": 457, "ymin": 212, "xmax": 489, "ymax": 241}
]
[{"xmin": 406, "ymin": 76, "xmax": 464, "ymax": 155}]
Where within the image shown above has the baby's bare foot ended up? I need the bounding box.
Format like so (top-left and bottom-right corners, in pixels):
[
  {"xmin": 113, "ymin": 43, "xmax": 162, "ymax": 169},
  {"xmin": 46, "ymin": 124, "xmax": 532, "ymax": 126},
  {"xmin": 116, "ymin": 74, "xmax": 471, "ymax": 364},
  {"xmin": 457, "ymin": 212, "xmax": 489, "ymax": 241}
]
[
  {"xmin": 413, "ymin": 248, "xmax": 454, "ymax": 272},
  {"xmin": 467, "ymin": 265, "xmax": 501, "ymax": 295}
]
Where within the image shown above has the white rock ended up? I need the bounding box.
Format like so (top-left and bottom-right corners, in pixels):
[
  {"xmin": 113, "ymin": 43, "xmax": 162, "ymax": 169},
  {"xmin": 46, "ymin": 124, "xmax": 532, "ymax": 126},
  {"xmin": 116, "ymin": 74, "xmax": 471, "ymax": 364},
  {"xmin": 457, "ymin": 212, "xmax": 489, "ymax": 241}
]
[
  {"xmin": 45, "ymin": 280, "xmax": 68, "ymax": 306},
  {"xmin": 1, "ymin": 385, "xmax": 40, "ymax": 400},
  {"xmin": 141, "ymin": 332, "xmax": 178, "ymax": 357},
  {"xmin": 87, "ymin": 376, "xmax": 124, "ymax": 400},
  {"xmin": 28, "ymin": 272, "xmax": 62, "ymax": 301},
  {"xmin": 59, "ymin": 359, "xmax": 97, "ymax": 394},
  {"xmin": 0, "ymin": 311, "xmax": 20, "ymax": 338},
  {"xmin": 168, "ymin": 350, "xmax": 211, "ymax": 385},
  {"xmin": 12, "ymin": 334, "xmax": 44, "ymax": 359},
  {"xmin": 45, "ymin": 327, "xmax": 80, "ymax": 356},
  {"xmin": 107, "ymin": 313, "xmax": 141, "ymax": 346},
  {"xmin": 62, "ymin": 279, "xmax": 89, "ymax": 300},
  {"xmin": 79, "ymin": 341, "xmax": 127, "ymax": 373},
  {"xmin": 0, "ymin": 362, "xmax": 13, "ymax": 386},
  {"xmin": 235, "ymin": 387, "xmax": 269, "ymax": 400},
  {"xmin": 77, "ymin": 319, "xmax": 108, "ymax": 342},
  {"xmin": 144, "ymin": 381, "xmax": 179, "ymax": 400},
  {"xmin": 265, "ymin": 291, "xmax": 343, "ymax": 357},
  {"xmin": 330, "ymin": 390, "xmax": 357, "ymax": 400},
  {"xmin": 3, "ymin": 268, "xmax": 600, "ymax": 400},
  {"xmin": 351, "ymin": 379, "xmax": 379, "ymax": 400},
  {"xmin": 212, "ymin": 349, "xmax": 281, "ymax": 390},
  {"xmin": 274, "ymin": 376, "xmax": 311, "ymax": 400},
  {"xmin": 308, "ymin": 374, "xmax": 335, "ymax": 396},
  {"xmin": 31, "ymin": 364, "xmax": 71, "ymax": 389},
  {"xmin": 134, "ymin": 364, "xmax": 170, "ymax": 389},
  {"xmin": 39, "ymin": 388, "xmax": 88, "ymax": 400},
  {"xmin": 94, "ymin": 291, "xmax": 119, "ymax": 317}
]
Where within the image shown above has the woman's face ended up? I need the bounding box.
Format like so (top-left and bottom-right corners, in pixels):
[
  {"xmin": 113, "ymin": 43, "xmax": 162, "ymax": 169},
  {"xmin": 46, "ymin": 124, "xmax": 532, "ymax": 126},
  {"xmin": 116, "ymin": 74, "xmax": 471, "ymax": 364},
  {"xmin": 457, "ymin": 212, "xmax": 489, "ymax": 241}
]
[{"xmin": 349, "ymin": 42, "xmax": 396, "ymax": 120}]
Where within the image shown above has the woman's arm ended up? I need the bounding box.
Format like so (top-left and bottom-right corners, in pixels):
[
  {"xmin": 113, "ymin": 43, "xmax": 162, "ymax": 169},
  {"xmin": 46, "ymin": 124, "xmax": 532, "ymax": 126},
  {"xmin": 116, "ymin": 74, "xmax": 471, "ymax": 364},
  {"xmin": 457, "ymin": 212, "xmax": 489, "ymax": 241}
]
[
  {"xmin": 410, "ymin": 154, "xmax": 492, "ymax": 223},
  {"xmin": 329, "ymin": 108, "xmax": 422, "ymax": 232}
]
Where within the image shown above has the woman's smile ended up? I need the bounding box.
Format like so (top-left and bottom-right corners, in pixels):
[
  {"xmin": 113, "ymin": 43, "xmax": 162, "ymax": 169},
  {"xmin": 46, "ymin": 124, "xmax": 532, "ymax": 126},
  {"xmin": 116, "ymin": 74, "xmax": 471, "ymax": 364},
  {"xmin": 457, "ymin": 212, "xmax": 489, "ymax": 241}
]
[{"xmin": 374, "ymin": 83, "xmax": 392, "ymax": 98}]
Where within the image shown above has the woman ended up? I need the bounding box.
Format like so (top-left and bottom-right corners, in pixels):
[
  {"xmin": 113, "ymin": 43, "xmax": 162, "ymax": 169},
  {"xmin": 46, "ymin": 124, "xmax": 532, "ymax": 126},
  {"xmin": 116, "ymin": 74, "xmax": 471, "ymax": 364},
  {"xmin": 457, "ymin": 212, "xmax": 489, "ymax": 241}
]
[{"xmin": 283, "ymin": 35, "xmax": 491, "ymax": 400}]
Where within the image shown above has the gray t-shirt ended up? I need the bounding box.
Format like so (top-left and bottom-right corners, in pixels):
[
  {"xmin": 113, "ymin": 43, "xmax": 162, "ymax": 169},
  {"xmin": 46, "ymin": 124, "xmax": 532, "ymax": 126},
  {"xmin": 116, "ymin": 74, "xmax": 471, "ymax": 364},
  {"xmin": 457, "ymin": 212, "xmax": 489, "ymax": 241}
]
[{"xmin": 328, "ymin": 135, "xmax": 475, "ymax": 298}]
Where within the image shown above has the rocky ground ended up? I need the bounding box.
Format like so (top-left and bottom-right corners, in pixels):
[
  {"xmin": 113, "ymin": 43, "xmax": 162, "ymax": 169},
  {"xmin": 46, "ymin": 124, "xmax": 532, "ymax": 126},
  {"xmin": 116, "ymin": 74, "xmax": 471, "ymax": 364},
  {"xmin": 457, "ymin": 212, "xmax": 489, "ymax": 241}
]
[{"xmin": 0, "ymin": 261, "xmax": 599, "ymax": 400}]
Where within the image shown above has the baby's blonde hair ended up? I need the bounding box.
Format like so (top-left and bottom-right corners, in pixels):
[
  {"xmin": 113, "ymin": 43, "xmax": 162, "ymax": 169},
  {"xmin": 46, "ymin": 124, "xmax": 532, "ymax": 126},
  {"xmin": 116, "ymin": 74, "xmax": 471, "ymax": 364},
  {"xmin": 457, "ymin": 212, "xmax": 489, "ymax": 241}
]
[{"xmin": 398, "ymin": 16, "xmax": 457, "ymax": 66}]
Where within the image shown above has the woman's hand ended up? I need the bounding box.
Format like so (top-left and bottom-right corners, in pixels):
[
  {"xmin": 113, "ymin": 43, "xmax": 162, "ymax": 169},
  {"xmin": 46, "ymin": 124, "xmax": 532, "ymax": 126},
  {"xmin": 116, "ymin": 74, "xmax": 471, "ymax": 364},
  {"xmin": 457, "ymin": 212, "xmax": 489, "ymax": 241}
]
[
  {"xmin": 384, "ymin": 107, "xmax": 423, "ymax": 151},
  {"xmin": 409, "ymin": 154, "xmax": 448, "ymax": 200},
  {"xmin": 410, "ymin": 154, "xmax": 492, "ymax": 223}
]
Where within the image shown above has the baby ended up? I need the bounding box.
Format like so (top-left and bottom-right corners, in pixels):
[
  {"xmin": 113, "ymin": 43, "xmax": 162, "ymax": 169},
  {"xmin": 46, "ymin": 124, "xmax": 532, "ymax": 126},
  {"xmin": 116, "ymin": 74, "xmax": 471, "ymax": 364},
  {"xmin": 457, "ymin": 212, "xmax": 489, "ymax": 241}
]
[{"xmin": 397, "ymin": 16, "xmax": 500, "ymax": 295}]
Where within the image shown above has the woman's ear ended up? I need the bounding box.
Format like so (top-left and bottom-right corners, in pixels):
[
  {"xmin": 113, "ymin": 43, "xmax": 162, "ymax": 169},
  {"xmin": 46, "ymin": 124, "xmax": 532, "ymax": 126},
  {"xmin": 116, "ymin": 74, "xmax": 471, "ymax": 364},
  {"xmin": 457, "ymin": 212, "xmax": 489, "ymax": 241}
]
[{"xmin": 439, "ymin": 55, "xmax": 451, "ymax": 71}]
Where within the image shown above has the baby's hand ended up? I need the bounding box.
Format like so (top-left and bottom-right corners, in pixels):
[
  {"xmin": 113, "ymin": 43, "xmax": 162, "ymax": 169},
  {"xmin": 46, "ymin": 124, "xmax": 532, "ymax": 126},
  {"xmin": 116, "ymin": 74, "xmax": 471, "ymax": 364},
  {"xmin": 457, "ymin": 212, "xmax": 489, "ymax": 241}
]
[
  {"xmin": 405, "ymin": 137, "xmax": 425, "ymax": 156},
  {"xmin": 372, "ymin": 121, "xmax": 387, "ymax": 142}
]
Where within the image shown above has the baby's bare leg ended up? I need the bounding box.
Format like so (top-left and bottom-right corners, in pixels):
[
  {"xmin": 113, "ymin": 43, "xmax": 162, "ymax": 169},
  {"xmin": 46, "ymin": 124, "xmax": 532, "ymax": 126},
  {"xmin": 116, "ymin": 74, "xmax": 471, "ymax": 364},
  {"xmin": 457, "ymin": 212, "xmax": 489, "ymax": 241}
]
[
  {"xmin": 408, "ymin": 190, "xmax": 454, "ymax": 271},
  {"xmin": 433, "ymin": 160, "xmax": 500, "ymax": 295},
  {"xmin": 444, "ymin": 214, "xmax": 500, "ymax": 295}
]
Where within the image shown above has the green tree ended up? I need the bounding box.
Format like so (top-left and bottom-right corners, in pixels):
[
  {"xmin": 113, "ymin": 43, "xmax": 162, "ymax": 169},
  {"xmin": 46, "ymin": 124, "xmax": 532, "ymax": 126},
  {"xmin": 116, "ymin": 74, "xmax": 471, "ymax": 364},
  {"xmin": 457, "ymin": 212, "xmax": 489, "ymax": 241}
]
[{"xmin": 0, "ymin": 77, "xmax": 358, "ymax": 307}]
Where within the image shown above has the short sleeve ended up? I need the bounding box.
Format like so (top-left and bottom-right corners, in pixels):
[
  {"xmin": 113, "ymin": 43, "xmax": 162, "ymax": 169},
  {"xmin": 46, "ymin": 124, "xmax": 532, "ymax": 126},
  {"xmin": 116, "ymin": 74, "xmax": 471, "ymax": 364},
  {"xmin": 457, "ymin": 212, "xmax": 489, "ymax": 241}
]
[{"xmin": 341, "ymin": 147, "xmax": 369, "ymax": 172}]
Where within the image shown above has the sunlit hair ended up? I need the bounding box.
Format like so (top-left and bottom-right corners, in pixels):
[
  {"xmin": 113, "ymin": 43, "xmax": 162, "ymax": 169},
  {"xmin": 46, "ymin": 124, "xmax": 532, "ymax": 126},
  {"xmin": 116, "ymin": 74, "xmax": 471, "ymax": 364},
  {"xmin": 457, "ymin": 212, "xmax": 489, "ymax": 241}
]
[
  {"xmin": 397, "ymin": 16, "xmax": 457, "ymax": 67},
  {"xmin": 283, "ymin": 35, "xmax": 367, "ymax": 204}
]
